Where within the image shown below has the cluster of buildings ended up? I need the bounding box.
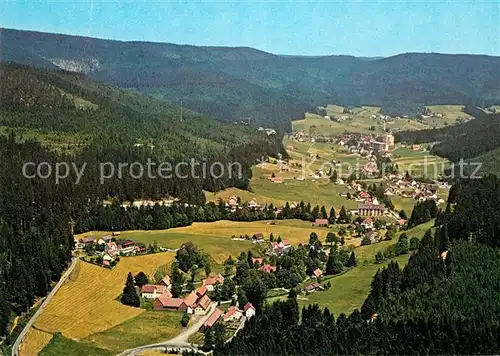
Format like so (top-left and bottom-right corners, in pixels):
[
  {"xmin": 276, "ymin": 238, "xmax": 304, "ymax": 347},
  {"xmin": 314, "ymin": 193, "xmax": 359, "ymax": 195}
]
[
  {"xmin": 152, "ymin": 274, "xmax": 224, "ymax": 315},
  {"xmin": 76, "ymin": 233, "xmax": 145, "ymax": 266},
  {"xmin": 384, "ymin": 175, "xmax": 446, "ymax": 204},
  {"xmin": 199, "ymin": 303, "xmax": 256, "ymax": 333},
  {"xmin": 225, "ymin": 196, "xmax": 263, "ymax": 213}
]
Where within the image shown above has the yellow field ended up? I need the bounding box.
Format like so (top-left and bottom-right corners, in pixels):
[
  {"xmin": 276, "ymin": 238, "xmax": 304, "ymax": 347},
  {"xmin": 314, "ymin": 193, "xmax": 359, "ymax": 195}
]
[
  {"xmin": 33, "ymin": 252, "xmax": 175, "ymax": 341},
  {"xmin": 19, "ymin": 328, "xmax": 54, "ymax": 356}
]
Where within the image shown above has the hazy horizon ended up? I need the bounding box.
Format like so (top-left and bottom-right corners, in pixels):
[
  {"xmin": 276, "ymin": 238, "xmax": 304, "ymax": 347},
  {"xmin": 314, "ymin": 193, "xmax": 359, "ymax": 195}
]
[
  {"xmin": 1, "ymin": 1, "xmax": 499, "ymax": 57},
  {"xmin": 2, "ymin": 26, "xmax": 499, "ymax": 59}
]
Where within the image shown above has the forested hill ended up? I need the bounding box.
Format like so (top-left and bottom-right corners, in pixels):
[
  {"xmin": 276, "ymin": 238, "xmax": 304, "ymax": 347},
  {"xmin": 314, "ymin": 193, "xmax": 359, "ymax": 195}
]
[
  {"xmin": 216, "ymin": 176, "xmax": 500, "ymax": 355},
  {"xmin": 0, "ymin": 62, "xmax": 284, "ymax": 198},
  {"xmin": 2, "ymin": 28, "xmax": 500, "ymax": 130},
  {"xmin": 394, "ymin": 106, "xmax": 500, "ymax": 164}
]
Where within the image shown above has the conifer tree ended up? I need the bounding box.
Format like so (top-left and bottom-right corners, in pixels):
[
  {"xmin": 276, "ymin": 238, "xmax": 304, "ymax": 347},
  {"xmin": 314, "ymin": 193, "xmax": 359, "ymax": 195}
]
[
  {"xmin": 346, "ymin": 251, "xmax": 357, "ymax": 267},
  {"xmin": 121, "ymin": 272, "xmax": 140, "ymax": 307},
  {"xmin": 328, "ymin": 207, "xmax": 336, "ymax": 224},
  {"xmin": 134, "ymin": 271, "xmax": 149, "ymax": 287}
]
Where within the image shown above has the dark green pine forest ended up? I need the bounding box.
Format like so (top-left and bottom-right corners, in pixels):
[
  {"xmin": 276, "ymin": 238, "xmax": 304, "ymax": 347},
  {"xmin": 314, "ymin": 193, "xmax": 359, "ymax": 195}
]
[{"xmin": 216, "ymin": 176, "xmax": 500, "ymax": 355}]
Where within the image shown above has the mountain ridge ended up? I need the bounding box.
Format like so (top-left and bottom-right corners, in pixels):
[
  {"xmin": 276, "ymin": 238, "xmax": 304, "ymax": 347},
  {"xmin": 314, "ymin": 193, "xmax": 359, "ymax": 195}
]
[{"xmin": 2, "ymin": 27, "xmax": 500, "ymax": 130}]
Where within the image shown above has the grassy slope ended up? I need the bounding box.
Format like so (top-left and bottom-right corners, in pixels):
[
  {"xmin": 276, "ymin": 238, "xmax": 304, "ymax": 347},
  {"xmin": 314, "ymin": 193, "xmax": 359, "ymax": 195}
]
[
  {"xmin": 78, "ymin": 219, "xmax": 364, "ymax": 264},
  {"xmin": 84, "ymin": 311, "xmax": 184, "ymax": 353},
  {"xmin": 267, "ymin": 221, "xmax": 434, "ymax": 315},
  {"xmin": 39, "ymin": 333, "xmax": 113, "ymax": 356}
]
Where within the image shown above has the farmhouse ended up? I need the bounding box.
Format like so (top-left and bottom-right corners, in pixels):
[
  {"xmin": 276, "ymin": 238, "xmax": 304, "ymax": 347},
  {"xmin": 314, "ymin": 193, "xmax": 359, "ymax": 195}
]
[
  {"xmin": 193, "ymin": 295, "xmax": 212, "ymax": 315},
  {"xmin": 252, "ymin": 233, "xmax": 265, "ymax": 243},
  {"xmin": 80, "ymin": 236, "xmax": 96, "ymax": 246},
  {"xmin": 141, "ymin": 285, "xmax": 170, "ymax": 299},
  {"xmin": 116, "ymin": 239, "xmax": 137, "ymax": 255},
  {"xmin": 243, "ymin": 303, "xmax": 256, "ymax": 319},
  {"xmin": 159, "ymin": 275, "xmax": 171, "ymax": 290},
  {"xmin": 312, "ymin": 219, "xmax": 329, "ymax": 227},
  {"xmin": 182, "ymin": 287, "xmax": 213, "ymax": 315},
  {"xmin": 153, "ymin": 296, "xmax": 187, "ymax": 311},
  {"xmin": 303, "ymin": 282, "xmax": 324, "ymax": 293},
  {"xmin": 199, "ymin": 308, "xmax": 224, "ymax": 333},
  {"xmin": 202, "ymin": 274, "xmax": 225, "ymax": 291},
  {"xmin": 223, "ymin": 306, "xmax": 243, "ymax": 322}
]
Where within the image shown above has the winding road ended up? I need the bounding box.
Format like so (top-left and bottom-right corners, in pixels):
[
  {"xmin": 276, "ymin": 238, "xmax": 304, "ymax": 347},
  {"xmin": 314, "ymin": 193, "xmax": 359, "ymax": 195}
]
[{"xmin": 12, "ymin": 257, "xmax": 78, "ymax": 356}]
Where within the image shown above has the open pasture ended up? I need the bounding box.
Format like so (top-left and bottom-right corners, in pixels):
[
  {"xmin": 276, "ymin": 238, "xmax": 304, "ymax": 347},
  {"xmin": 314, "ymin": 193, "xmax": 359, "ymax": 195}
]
[
  {"xmin": 84, "ymin": 311, "xmax": 183, "ymax": 353},
  {"xmin": 33, "ymin": 253, "xmax": 175, "ymax": 340},
  {"xmin": 119, "ymin": 219, "xmax": 355, "ymax": 259}
]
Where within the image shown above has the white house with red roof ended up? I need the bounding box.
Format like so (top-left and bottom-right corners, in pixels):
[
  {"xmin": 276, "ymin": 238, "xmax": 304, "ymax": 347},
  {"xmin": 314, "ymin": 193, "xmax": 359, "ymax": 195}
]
[
  {"xmin": 141, "ymin": 284, "xmax": 170, "ymax": 299},
  {"xmin": 243, "ymin": 303, "xmax": 256, "ymax": 319},
  {"xmin": 159, "ymin": 275, "xmax": 171, "ymax": 290},
  {"xmin": 223, "ymin": 306, "xmax": 243, "ymax": 322},
  {"xmin": 361, "ymin": 217, "xmax": 374, "ymax": 230}
]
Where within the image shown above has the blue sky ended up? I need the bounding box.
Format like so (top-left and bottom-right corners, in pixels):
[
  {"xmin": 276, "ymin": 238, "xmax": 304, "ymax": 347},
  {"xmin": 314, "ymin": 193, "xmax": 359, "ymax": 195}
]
[{"xmin": 1, "ymin": 1, "xmax": 499, "ymax": 56}]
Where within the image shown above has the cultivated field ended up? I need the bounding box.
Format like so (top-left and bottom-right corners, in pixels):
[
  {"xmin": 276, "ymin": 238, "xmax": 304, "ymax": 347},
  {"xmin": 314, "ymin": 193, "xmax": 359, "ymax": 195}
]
[
  {"xmin": 19, "ymin": 328, "xmax": 54, "ymax": 356},
  {"xmin": 22, "ymin": 252, "xmax": 175, "ymax": 354}
]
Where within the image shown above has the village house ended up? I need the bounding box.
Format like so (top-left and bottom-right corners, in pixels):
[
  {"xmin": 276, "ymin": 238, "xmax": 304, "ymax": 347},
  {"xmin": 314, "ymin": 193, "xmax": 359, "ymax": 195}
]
[
  {"xmin": 223, "ymin": 306, "xmax": 243, "ymax": 322},
  {"xmin": 252, "ymin": 233, "xmax": 265, "ymax": 243},
  {"xmin": 184, "ymin": 291, "xmax": 199, "ymax": 314},
  {"xmin": 243, "ymin": 303, "xmax": 256, "ymax": 319},
  {"xmin": 159, "ymin": 275, "xmax": 172, "ymax": 290},
  {"xmin": 248, "ymin": 199, "xmax": 260, "ymax": 209},
  {"xmin": 153, "ymin": 295, "xmax": 187, "ymax": 311},
  {"xmin": 141, "ymin": 285, "xmax": 170, "ymax": 299},
  {"xmin": 259, "ymin": 264, "xmax": 277, "ymax": 273},
  {"xmin": 195, "ymin": 285, "xmax": 208, "ymax": 298},
  {"xmin": 79, "ymin": 236, "xmax": 96, "ymax": 248},
  {"xmin": 226, "ymin": 196, "xmax": 239, "ymax": 209},
  {"xmin": 202, "ymin": 274, "xmax": 225, "ymax": 291},
  {"xmin": 199, "ymin": 308, "xmax": 224, "ymax": 333},
  {"xmin": 361, "ymin": 217, "xmax": 374, "ymax": 230},
  {"xmin": 312, "ymin": 268, "xmax": 323, "ymax": 279},
  {"xmin": 193, "ymin": 295, "xmax": 211, "ymax": 315},
  {"xmin": 116, "ymin": 239, "xmax": 137, "ymax": 255},
  {"xmin": 303, "ymin": 282, "xmax": 324, "ymax": 294},
  {"xmin": 312, "ymin": 218, "xmax": 329, "ymax": 227},
  {"xmin": 269, "ymin": 240, "xmax": 292, "ymax": 255}
]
